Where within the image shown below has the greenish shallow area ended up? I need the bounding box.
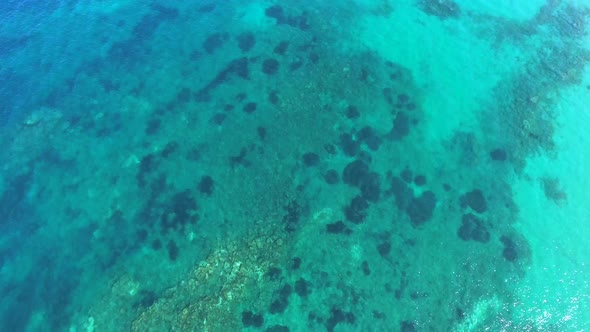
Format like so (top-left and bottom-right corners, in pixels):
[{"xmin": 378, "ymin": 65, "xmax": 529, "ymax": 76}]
[{"xmin": 0, "ymin": 1, "xmax": 589, "ymax": 331}]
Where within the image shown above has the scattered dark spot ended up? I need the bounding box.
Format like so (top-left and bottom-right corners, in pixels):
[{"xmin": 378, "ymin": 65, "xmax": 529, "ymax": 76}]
[
  {"xmin": 136, "ymin": 229, "xmax": 148, "ymax": 242},
  {"xmin": 243, "ymin": 102, "xmax": 257, "ymax": 113},
  {"xmin": 302, "ymin": 152, "xmax": 320, "ymax": 167},
  {"xmin": 289, "ymin": 58, "xmax": 304, "ymax": 71},
  {"xmin": 357, "ymin": 126, "xmax": 382, "ymax": 151},
  {"xmin": 361, "ymin": 261, "xmax": 371, "ymax": 276},
  {"xmin": 294, "ymin": 278, "xmax": 311, "ymax": 297},
  {"xmin": 224, "ymin": 104, "xmax": 235, "ymax": 112},
  {"xmin": 490, "ymin": 148, "xmax": 507, "ymax": 161},
  {"xmin": 187, "ymin": 148, "xmax": 201, "ymax": 161},
  {"xmin": 541, "ymin": 177, "xmax": 567, "ymax": 203},
  {"xmin": 326, "ymin": 221, "xmax": 349, "ymax": 234},
  {"xmin": 203, "ymin": 33, "xmax": 229, "ymax": 54},
  {"xmin": 137, "ymin": 154, "xmax": 156, "ymax": 187},
  {"xmin": 229, "ymin": 147, "xmax": 251, "ymax": 168},
  {"xmin": 133, "ymin": 290, "xmax": 158, "ymax": 309},
  {"xmin": 326, "ymin": 307, "xmax": 356, "ymax": 332},
  {"xmin": 198, "ymin": 3, "xmax": 216, "ymax": 13},
  {"xmin": 344, "ymin": 195, "xmax": 369, "ymax": 224},
  {"xmin": 377, "ymin": 241, "xmax": 391, "ymax": 257},
  {"xmin": 235, "ymin": 93, "xmax": 248, "ymax": 102},
  {"xmin": 176, "ymin": 87, "xmax": 191, "ymax": 103},
  {"xmin": 263, "ymin": 59, "xmax": 280, "ymax": 75},
  {"xmin": 265, "ymin": 325, "xmax": 290, "ymax": 332},
  {"xmin": 417, "ymin": 0, "xmax": 461, "ymax": 19},
  {"xmin": 257, "ymin": 127, "xmax": 267, "ymax": 140},
  {"xmin": 345, "ymin": 106, "xmax": 360, "ymax": 119},
  {"xmin": 195, "ymin": 57, "xmax": 250, "ymax": 101},
  {"xmin": 160, "ymin": 190, "xmax": 198, "ymax": 233},
  {"xmin": 198, "ymin": 176, "xmax": 214, "ymax": 196},
  {"xmin": 373, "ymin": 311, "xmax": 386, "ymax": 319},
  {"xmin": 400, "ymin": 320, "xmax": 417, "ymax": 332},
  {"xmin": 460, "ymin": 189, "xmax": 487, "ymax": 213},
  {"xmin": 324, "ymin": 169, "xmax": 339, "ymax": 184},
  {"xmin": 500, "ymin": 235, "xmax": 518, "ymax": 261},
  {"xmin": 269, "ymin": 284, "xmax": 292, "ymax": 314},
  {"xmin": 390, "ymin": 176, "xmax": 413, "ymax": 210},
  {"xmin": 398, "ymin": 93, "xmax": 410, "ymax": 104},
  {"xmin": 414, "ymin": 175, "xmax": 426, "ymax": 186},
  {"xmin": 443, "ymin": 183, "xmax": 452, "ymax": 191},
  {"xmin": 274, "ymin": 41, "xmax": 289, "ymax": 55},
  {"xmin": 211, "ymin": 113, "xmax": 227, "ymax": 125},
  {"xmin": 360, "ymin": 172, "xmax": 381, "ymax": 203},
  {"xmin": 457, "ymin": 213, "xmax": 490, "ymax": 243},
  {"xmin": 342, "ymin": 160, "xmax": 369, "ymax": 187},
  {"xmin": 339, "ymin": 133, "xmax": 360, "ymax": 156},
  {"xmin": 383, "ymin": 88, "xmax": 394, "ymax": 104},
  {"xmin": 309, "ymin": 52, "xmax": 319, "ymax": 64},
  {"xmin": 242, "ymin": 311, "xmax": 264, "ymax": 328},
  {"xmin": 291, "ymin": 257, "xmax": 301, "ymax": 270},
  {"xmin": 269, "ymin": 90, "xmax": 279, "ymax": 105},
  {"xmin": 265, "ymin": 267, "xmax": 282, "ymax": 281},
  {"xmin": 324, "ymin": 144, "xmax": 336, "ymax": 155},
  {"xmin": 167, "ymin": 240, "xmax": 179, "ymax": 261},
  {"xmin": 265, "ymin": 5, "xmax": 285, "ymax": 21},
  {"xmin": 161, "ymin": 141, "xmax": 179, "ymax": 158},
  {"xmin": 151, "ymin": 239, "xmax": 162, "ymax": 250},
  {"xmin": 456, "ymin": 307, "xmax": 465, "ymax": 320},
  {"xmin": 145, "ymin": 118, "xmax": 161, "ymax": 135},
  {"xmin": 406, "ymin": 191, "xmax": 437, "ymax": 226},
  {"xmin": 391, "ymin": 111, "xmax": 410, "ymax": 140},
  {"xmin": 236, "ymin": 32, "xmax": 256, "ymax": 52},
  {"xmin": 401, "ymin": 169, "xmax": 413, "ymax": 183},
  {"xmin": 283, "ymin": 200, "xmax": 302, "ymax": 232}
]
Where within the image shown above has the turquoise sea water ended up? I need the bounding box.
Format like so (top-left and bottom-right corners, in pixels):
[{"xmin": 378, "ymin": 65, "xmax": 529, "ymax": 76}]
[{"xmin": 1, "ymin": 0, "xmax": 589, "ymax": 331}]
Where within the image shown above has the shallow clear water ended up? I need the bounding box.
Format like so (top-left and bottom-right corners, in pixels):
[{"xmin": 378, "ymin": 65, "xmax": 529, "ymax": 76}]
[{"xmin": 1, "ymin": 1, "xmax": 589, "ymax": 331}]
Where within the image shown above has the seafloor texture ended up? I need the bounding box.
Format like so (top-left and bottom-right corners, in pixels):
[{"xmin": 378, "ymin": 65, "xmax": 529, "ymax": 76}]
[{"xmin": 0, "ymin": 0, "xmax": 589, "ymax": 331}]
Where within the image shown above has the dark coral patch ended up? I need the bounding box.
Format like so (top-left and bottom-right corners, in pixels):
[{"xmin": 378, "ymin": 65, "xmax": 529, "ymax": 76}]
[
  {"xmin": 342, "ymin": 160, "xmax": 369, "ymax": 187},
  {"xmin": 242, "ymin": 311, "xmax": 264, "ymax": 328},
  {"xmin": 457, "ymin": 213, "xmax": 490, "ymax": 243},
  {"xmin": 391, "ymin": 111, "xmax": 410, "ymax": 140},
  {"xmin": 418, "ymin": 0, "xmax": 461, "ymax": 19},
  {"xmin": 339, "ymin": 133, "xmax": 360, "ymax": 156},
  {"xmin": 390, "ymin": 176, "xmax": 413, "ymax": 210},
  {"xmin": 359, "ymin": 172, "xmax": 381, "ymax": 203},
  {"xmin": 345, "ymin": 195, "xmax": 369, "ymax": 224},
  {"xmin": 326, "ymin": 308, "xmax": 356, "ymax": 332},
  {"xmin": 294, "ymin": 278, "xmax": 311, "ymax": 297},
  {"xmin": 377, "ymin": 241, "xmax": 391, "ymax": 257},
  {"xmin": 198, "ymin": 175, "xmax": 214, "ymax": 196},
  {"xmin": 243, "ymin": 102, "xmax": 257, "ymax": 113},
  {"xmin": 326, "ymin": 221, "xmax": 350, "ymax": 235},
  {"xmin": 357, "ymin": 126, "xmax": 382, "ymax": 151},
  {"xmin": 203, "ymin": 32, "xmax": 229, "ymax": 54},
  {"xmin": 236, "ymin": 32, "xmax": 256, "ymax": 52},
  {"xmin": 324, "ymin": 169, "xmax": 339, "ymax": 184},
  {"xmin": 345, "ymin": 106, "xmax": 360, "ymax": 119},
  {"xmin": 490, "ymin": 148, "xmax": 507, "ymax": 161},
  {"xmin": 460, "ymin": 189, "xmax": 487, "ymax": 213},
  {"xmin": 414, "ymin": 175, "xmax": 427, "ymax": 186},
  {"xmin": 302, "ymin": 152, "xmax": 320, "ymax": 166},
  {"xmin": 500, "ymin": 235, "xmax": 518, "ymax": 261},
  {"xmin": 406, "ymin": 190, "xmax": 437, "ymax": 226},
  {"xmin": 262, "ymin": 58, "xmax": 280, "ymax": 75},
  {"xmin": 274, "ymin": 41, "xmax": 289, "ymax": 55},
  {"xmin": 167, "ymin": 240, "xmax": 179, "ymax": 261},
  {"xmin": 211, "ymin": 113, "xmax": 227, "ymax": 125}
]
